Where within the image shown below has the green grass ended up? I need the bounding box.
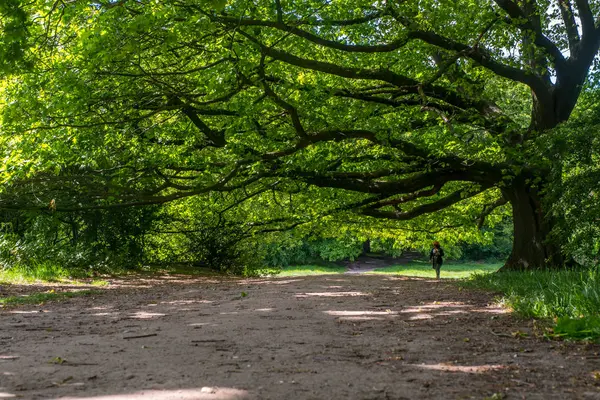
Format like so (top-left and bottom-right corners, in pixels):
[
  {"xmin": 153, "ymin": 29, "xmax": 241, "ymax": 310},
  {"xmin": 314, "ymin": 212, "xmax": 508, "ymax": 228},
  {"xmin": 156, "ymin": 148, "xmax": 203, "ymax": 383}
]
[
  {"xmin": 0, "ymin": 263, "xmax": 77, "ymax": 284},
  {"xmin": 367, "ymin": 260, "xmax": 502, "ymax": 279},
  {"xmin": 466, "ymin": 269, "xmax": 600, "ymax": 340},
  {"xmin": 0, "ymin": 290, "xmax": 100, "ymax": 306},
  {"xmin": 277, "ymin": 264, "xmax": 347, "ymax": 276},
  {"xmin": 0, "ymin": 263, "xmax": 109, "ymax": 286},
  {"xmin": 0, "ymin": 261, "xmax": 106, "ymax": 284}
]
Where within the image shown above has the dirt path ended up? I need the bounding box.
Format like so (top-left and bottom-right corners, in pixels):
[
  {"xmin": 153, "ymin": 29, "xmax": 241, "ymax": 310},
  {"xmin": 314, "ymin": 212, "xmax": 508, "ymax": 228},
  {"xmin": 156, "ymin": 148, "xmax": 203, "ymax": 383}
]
[
  {"xmin": 344, "ymin": 255, "xmax": 419, "ymax": 274},
  {"xmin": 1, "ymin": 274, "xmax": 600, "ymax": 400}
]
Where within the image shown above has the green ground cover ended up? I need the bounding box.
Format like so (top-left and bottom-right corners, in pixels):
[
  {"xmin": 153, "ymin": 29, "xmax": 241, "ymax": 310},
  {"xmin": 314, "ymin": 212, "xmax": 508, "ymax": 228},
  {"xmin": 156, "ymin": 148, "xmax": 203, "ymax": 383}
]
[
  {"xmin": 0, "ymin": 263, "xmax": 109, "ymax": 285},
  {"xmin": 368, "ymin": 260, "xmax": 502, "ymax": 279},
  {"xmin": 277, "ymin": 264, "xmax": 346, "ymax": 276},
  {"xmin": 0, "ymin": 290, "xmax": 100, "ymax": 306},
  {"xmin": 466, "ymin": 269, "xmax": 600, "ymax": 340}
]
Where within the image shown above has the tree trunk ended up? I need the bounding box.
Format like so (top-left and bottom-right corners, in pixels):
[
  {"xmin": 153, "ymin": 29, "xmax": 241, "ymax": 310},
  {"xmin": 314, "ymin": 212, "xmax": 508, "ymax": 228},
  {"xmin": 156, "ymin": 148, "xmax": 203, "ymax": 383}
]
[
  {"xmin": 362, "ymin": 239, "xmax": 371, "ymax": 255},
  {"xmin": 69, "ymin": 214, "xmax": 79, "ymax": 246},
  {"xmin": 500, "ymin": 178, "xmax": 563, "ymax": 271}
]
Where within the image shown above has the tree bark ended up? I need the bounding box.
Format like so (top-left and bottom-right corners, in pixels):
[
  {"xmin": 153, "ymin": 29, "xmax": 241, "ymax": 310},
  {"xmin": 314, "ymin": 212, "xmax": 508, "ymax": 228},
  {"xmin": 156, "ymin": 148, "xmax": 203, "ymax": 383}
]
[{"xmin": 500, "ymin": 177, "xmax": 563, "ymax": 271}]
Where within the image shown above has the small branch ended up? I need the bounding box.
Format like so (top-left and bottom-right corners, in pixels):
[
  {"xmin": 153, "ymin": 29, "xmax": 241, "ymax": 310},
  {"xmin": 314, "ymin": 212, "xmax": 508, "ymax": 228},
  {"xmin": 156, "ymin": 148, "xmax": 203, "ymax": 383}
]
[
  {"xmin": 477, "ymin": 197, "xmax": 509, "ymax": 229},
  {"xmin": 123, "ymin": 333, "xmax": 158, "ymax": 340},
  {"xmin": 490, "ymin": 329, "xmax": 512, "ymax": 338},
  {"xmin": 258, "ymin": 54, "xmax": 307, "ymax": 137},
  {"xmin": 303, "ymin": 11, "xmax": 384, "ymax": 26},
  {"xmin": 275, "ymin": 0, "xmax": 283, "ymax": 23}
]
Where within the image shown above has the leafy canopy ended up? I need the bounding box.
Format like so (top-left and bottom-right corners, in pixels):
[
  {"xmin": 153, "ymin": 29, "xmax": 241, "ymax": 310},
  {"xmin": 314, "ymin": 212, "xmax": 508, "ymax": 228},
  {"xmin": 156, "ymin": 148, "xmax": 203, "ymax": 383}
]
[{"xmin": 1, "ymin": 0, "xmax": 600, "ymax": 263}]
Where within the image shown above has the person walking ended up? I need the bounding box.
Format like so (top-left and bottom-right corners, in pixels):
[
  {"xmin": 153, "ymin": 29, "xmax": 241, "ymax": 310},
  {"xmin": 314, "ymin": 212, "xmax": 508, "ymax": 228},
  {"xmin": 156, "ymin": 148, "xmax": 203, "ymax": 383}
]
[{"xmin": 430, "ymin": 241, "xmax": 444, "ymax": 280}]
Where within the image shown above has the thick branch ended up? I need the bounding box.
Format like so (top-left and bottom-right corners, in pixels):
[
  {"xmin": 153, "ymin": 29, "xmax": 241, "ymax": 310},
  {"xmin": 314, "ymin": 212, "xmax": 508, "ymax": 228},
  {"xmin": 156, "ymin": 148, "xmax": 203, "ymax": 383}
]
[
  {"xmin": 97, "ymin": 57, "xmax": 233, "ymax": 77},
  {"xmin": 295, "ymin": 168, "xmax": 492, "ymax": 195},
  {"xmin": 334, "ymin": 90, "xmax": 509, "ymax": 134},
  {"xmin": 249, "ymin": 39, "xmax": 494, "ymax": 114},
  {"xmin": 169, "ymin": 97, "xmax": 226, "ymax": 147},
  {"xmin": 361, "ymin": 186, "xmax": 487, "ymax": 220},
  {"xmin": 216, "ymin": 15, "xmax": 408, "ymax": 52},
  {"xmin": 303, "ymin": 11, "xmax": 384, "ymax": 26},
  {"xmin": 574, "ymin": 0, "xmax": 594, "ymax": 35},
  {"xmin": 0, "ymin": 165, "xmax": 265, "ymax": 213},
  {"xmin": 557, "ymin": 0, "xmax": 581, "ymax": 51},
  {"xmin": 365, "ymin": 184, "xmax": 443, "ymax": 209},
  {"xmin": 180, "ymin": 108, "xmax": 226, "ymax": 147},
  {"xmin": 407, "ymin": 29, "xmax": 549, "ymax": 95},
  {"xmin": 477, "ymin": 197, "xmax": 509, "ymax": 229},
  {"xmin": 495, "ymin": 0, "xmax": 566, "ymax": 69}
]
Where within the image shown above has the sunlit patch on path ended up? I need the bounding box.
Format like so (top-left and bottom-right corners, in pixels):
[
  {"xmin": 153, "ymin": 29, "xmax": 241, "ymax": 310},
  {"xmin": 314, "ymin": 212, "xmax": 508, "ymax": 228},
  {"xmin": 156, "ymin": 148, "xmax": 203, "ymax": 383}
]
[
  {"xmin": 412, "ymin": 363, "xmax": 507, "ymax": 373},
  {"xmin": 295, "ymin": 291, "xmax": 367, "ymax": 298},
  {"xmin": 55, "ymin": 387, "xmax": 248, "ymax": 400}
]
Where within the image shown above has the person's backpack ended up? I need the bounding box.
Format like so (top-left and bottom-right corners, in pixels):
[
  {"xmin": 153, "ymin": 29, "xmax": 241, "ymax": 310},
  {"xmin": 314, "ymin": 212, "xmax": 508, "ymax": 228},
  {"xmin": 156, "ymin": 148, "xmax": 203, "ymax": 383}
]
[{"xmin": 432, "ymin": 248, "xmax": 442, "ymax": 264}]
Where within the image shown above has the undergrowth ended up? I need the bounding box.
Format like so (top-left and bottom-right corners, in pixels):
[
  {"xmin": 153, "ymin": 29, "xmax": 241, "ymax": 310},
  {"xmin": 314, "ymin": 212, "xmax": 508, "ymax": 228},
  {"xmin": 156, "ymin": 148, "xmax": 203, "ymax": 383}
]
[
  {"xmin": 466, "ymin": 268, "xmax": 600, "ymax": 340},
  {"xmin": 0, "ymin": 262, "xmax": 110, "ymax": 284},
  {"xmin": 0, "ymin": 290, "xmax": 100, "ymax": 306}
]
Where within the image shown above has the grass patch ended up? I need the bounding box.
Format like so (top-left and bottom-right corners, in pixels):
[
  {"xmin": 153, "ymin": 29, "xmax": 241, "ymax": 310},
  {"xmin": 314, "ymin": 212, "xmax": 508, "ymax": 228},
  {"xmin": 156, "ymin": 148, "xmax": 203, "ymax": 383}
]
[
  {"xmin": 277, "ymin": 264, "xmax": 346, "ymax": 276},
  {"xmin": 0, "ymin": 260, "xmax": 110, "ymax": 284},
  {"xmin": 0, "ymin": 263, "xmax": 81, "ymax": 284},
  {"xmin": 0, "ymin": 290, "xmax": 100, "ymax": 306},
  {"xmin": 466, "ymin": 269, "xmax": 600, "ymax": 340},
  {"xmin": 368, "ymin": 260, "xmax": 502, "ymax": 279}
]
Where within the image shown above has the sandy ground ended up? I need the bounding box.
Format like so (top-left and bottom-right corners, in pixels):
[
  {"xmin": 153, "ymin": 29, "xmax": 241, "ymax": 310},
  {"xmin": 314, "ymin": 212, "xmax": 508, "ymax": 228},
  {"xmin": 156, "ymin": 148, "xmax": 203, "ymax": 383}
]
[{"xmin": 1, "ymin": 273, "xmax": 600, "ymax": 400}]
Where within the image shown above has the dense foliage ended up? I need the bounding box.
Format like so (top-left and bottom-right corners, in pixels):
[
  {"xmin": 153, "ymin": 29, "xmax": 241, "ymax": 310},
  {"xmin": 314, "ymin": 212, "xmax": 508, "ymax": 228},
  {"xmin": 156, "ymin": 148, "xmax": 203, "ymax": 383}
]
[{"xmin": 1, "ymin": 0, "xmax": 600, "ymax": 272}]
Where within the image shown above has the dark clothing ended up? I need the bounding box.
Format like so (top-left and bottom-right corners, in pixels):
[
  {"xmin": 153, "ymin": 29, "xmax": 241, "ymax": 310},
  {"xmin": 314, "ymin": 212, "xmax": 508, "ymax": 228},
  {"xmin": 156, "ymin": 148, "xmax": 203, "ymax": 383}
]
[
  {"xmin": 430, "ymin": 246, "xmax": 444, "ymax": 279},
  {"xmin": 429, "ymin": 247, "xmax": 445, "ymax": 264}
]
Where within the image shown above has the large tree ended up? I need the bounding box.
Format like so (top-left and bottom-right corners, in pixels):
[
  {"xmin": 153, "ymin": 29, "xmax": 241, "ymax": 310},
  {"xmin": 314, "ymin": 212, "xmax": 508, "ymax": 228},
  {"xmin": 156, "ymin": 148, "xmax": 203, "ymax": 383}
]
[{"xmin": 2, "ymin": 0, "xmax": 600, "ymax": 270}]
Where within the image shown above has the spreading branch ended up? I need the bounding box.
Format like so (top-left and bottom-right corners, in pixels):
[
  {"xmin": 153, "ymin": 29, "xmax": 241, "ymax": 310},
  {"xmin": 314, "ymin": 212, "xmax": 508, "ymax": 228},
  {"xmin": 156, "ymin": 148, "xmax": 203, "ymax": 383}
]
[
  {"xmin": 477, "ymin": 197, "xmax": 509, "ymax": 229},
  {"xmin": 245, "ymin": 37, "xmax": 496, "ymax": 116},
  {"xmin": 258, "ymin": 54, "xmax": 307, "ymax": 137},
  {"xmin": 169, "ymin": 97, "xmax": 226, "ymax": 147},
  {"xmin": 494, "ymin": 0, "xmax": 567, "ymax": 70},
  {"xmin": 362, "ymin": 186, "xmax": 489, "ymax": 220}
]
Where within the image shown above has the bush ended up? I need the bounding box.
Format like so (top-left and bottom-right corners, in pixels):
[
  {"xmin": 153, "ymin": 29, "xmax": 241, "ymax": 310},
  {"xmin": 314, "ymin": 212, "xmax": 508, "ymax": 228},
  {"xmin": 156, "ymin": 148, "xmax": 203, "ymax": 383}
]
[
  {"xmin": 260, "ymin": 235, "xmax": 364, "ymax": 267},
  {"xmin": 0, "ymin": 207, "xmax": 158, "ymax": 274},
  {"xmin": 176, "ymin": 222, "xmax": 264, "ymax": 275}
]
